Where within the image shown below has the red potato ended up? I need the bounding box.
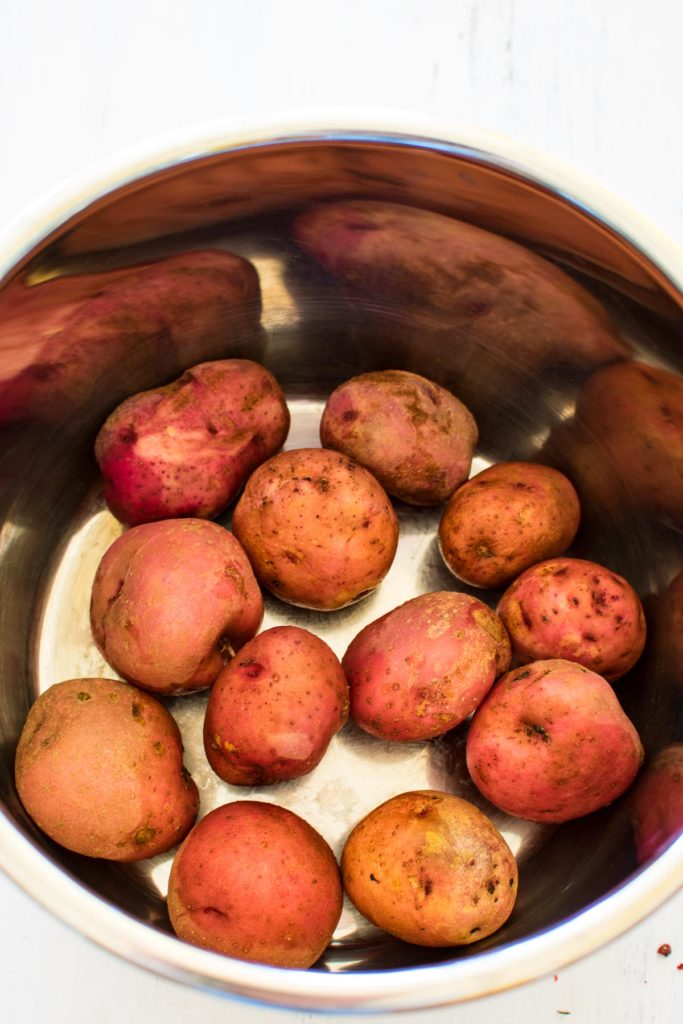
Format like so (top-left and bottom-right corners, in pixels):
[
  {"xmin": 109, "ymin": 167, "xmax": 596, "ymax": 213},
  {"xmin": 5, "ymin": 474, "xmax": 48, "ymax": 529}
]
[
  {"xmin": 341, "ymin": 791, "xmax": 517, "ymax": 946},
  {"xmin": 0, "ymin": 250, "xmax": 261, "ymax": 426},
  {"xmin": 439, "ymin": 462, "xmax": 580, "ymax": 589},
  {"xmin": 15, "ymin": 678, "xmax": 198, "ymax": 860},
  {"xmin": 573, "ymin": 360, "xmax": 683, "ymax": 529},
  {"xmin": 95, "ymin": 360, "xmax": 290, "ymax": 526},
  {"xmin": 466, "ymin": 659, "xmax": 644, "ymax": 823},
  {"xmin": 497, "ymin": 557, "xmax": 646, "ymax": 682},
  {"xmin": 90, "ymin": 519, "xmax": 263, "ymax": 695},
  {"xmin": 204, "ymin": 626, "xmax": 349, "ymax": 785},
  {"xmin": 628, "ymin": 744, "xmax": 683, "ymax": 864},
  {"xmin": 231, "ymin": 447, "xmax": 399, "ymax": 611},
  {"xmin": 168, "ymin": 801, "xmax": 342, "ymax": 968},
  {"xmin": 320, "ymin": 369, "xmax": 478, "ymax": 505},
  {"xmin": 343, "ymin": 591, "xmax": 510, "ymax": 742}
]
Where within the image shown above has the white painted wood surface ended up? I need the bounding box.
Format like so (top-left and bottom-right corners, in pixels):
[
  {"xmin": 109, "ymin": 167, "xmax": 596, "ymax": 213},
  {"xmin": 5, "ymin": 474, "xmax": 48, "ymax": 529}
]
[{"xmin": 1, "ymin": 1, "xmax": 682, "ymax": 1020}]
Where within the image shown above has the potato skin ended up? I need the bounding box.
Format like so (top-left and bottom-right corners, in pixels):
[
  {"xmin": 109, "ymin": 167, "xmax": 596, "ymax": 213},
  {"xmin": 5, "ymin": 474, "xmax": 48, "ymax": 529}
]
[
  {"xmin": 167, "ymin": 801, "xmax": 342, "ymax": 968},
  {"xmin": 204, "ymin": 626, "xmax": 349, "ymax": 784},
  {"xmin": 90, "ymin": 519, "xmax": 263, "ymax": 694},
  {"xmin": 497, "ymin": 557, "xmax": 646, "ymax": 681},
  {"xmin": 628, "ymin": 744, "xmax": 683, "ymax": 864},
  {"xmin": 466, "ymin": 659, "xmax": 644, "ymax": 823},
  {"xmin": 341, "ymin": 791, "xmax": 517, "ymax": 947},
  {"xmin": 96, "ymin": 360, "xmax": 290, "ymax": 526},
  {"xmin": 231, "ymin": 448, "xmax": 399, "ymax": 611},
  {"xmin": 320, "ymin": 370, "xmax": 477, "ymax": 505},
  {"xmin": 343, "ymin": 592, "xmax": 510, "ymax": 741},
  {"xmin": 15, "ymin": 678, "xmax": 198, "ymax": 860},
  {"xmin": 439, "ymin": 462, "xmax": 580, "ymax": 589}
]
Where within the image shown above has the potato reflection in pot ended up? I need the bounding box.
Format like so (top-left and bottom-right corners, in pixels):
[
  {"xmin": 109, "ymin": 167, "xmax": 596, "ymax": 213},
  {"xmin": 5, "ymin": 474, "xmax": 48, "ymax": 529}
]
[
  {"xmin": 628, "ymin": 744, "xmax": 683, "ymax": 864},
  {"xmin": 0, "ymin": 250, "xmax": 261, "ymax": 427}
]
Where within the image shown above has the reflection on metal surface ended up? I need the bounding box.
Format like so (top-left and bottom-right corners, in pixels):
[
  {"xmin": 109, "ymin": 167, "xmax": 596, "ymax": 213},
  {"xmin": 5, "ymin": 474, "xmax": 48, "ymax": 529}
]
[{"xmin": 0, "ymin": 127, "xmax": 682, "ymax": 1009}]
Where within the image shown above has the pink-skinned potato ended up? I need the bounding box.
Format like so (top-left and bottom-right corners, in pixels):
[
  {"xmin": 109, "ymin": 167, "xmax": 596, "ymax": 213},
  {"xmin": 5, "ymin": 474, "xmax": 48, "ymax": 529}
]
[
  {"xmin": 320, "ymin": 369, "xmax": 477, "ymax": 505},
  {"xmin": 341, "ymin": 791, "xmax": 517, "ymax": 946},
  {"xmin": 167, "ymin": 801, "xmax": 342, "ymax": 968},
  {"xmin": 497, "ymin": 557, "xmax": 646, "ymax": 681},
  {"xmin": 466, "ymin": 659, "xmax": 644, "ymax": 823},
  {"xmin": 0, "ymin": 250, "xmax": 261, "ymax": 426},
  {"xmin": 343, "ymin": 591, "xmax": 510, "ymax": 741},
  {"xmin": 90, "ymin": 519, "xmax": 263, "ymax": 694},
  {"xmin": 204, "ymin": 626, "xmax": 349, "ymax": 784},
  {"xmin": 95, "ymin": 359, "xmax": 290, "ymax": 526},
  {"xmin": 15, "ymin": 678, "xmax": 198, "ymax": 860},
  {"xmin": 628, "ymin": 744, "xmax": 683, "ymax": 864},
  {"xmin": 439, "ymin": 461, "xmax": 580, "ymax": 589},
  {"xmin": 231, "ymin": 447, "xmax": 399, "ymax": 611}
]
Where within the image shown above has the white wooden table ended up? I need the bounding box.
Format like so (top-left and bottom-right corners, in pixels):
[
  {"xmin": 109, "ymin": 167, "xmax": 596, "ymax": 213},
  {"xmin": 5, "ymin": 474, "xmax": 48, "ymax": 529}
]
[{"xmin": 2, "ymin": 2, "xmax": 682, "ymax": 1021}]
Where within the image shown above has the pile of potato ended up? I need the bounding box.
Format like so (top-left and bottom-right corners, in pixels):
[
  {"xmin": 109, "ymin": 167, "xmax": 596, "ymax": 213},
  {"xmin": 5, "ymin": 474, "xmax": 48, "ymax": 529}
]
[{"xmin": 16, "ymin": 209, "xmax": 677, "ymax": 972}]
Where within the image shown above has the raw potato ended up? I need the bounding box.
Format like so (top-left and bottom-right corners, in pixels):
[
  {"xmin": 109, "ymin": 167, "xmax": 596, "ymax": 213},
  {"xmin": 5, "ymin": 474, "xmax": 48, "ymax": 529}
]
[
  {"xmin": 341, "ymin": 791, "xmax": 517, "ymax": 946},
  {"xmin": 343, "ymin": 591, "xmax": 510, "ymax": 741},
  {"xmin": 15, "ymin": 677, "xmax": 198, "ymax": 860},
  {"xmin": 0, "ymin": 250, "xmax": 261, "ymax": 426},
  {"xmin": 90, "ymin": 519, "xmax": 263, "ymax": 694},
  {"xmin": 573, "ymin": 360, "xmax": 683, "ymax": 529},
  {"xmin": 628, "ymin": 744, "xmax": 683, "ymax": 864},
  {"xmin": 497, "ymin": 557, "xmax": 646, "ymax": 681},
  {"xmin": 439, "ymin": 462, "xmax": 580, "ymax": 589},
  {"xmin": 168, "ymin": 801, "xmax": 343, "ymax": 968},
  {"xmin": 231, "ymin": 447, "xmax": 399, "ymax": 610},
  {"xmin": 204, "ymin": 625, "xmax": 349, "ymax": 784},
  {"xmin": 320, "ymin": 369, "xmax": 478, "ymax": 505},
  {"xmin": 466, "ymin": 659, "xmax": 644, "ymax": 823},
  {"xmin": 96, "ymin": 359, "xmax": 290, "ymax": 525}
]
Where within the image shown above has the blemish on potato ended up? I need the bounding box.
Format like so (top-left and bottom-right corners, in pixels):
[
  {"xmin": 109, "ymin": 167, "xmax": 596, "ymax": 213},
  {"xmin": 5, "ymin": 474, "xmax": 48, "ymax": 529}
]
[
  {"xmin": 76, "ymin": 692, "xmax": 92, "ymax": 702},
  {"xmin": 134, "ymin": 826, "xmax": 157, "ymax": 844}
]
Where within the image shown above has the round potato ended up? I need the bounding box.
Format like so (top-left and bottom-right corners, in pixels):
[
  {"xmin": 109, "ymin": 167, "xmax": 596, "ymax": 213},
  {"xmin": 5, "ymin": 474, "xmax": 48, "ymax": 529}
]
[
  {"xmin": 439, "ymin": 461, "xmax": 580, "ymax": 589},
  {"xmin": 497, "ymin": 557, "xmax": 646, "ymax": 681},
  {"xmin": 96, "ymin": 359, "xmax": 290, "ymax": 526},
  {"xmin": 90, "ymin": 518, "xmax": 263, "ymax": 694},
  {"xmin": 320, "ymin": 369, "xmax": 477, "ymax": 505},
  {"xmin": 168, "ymin": 801, "xmax": 342, "ymax": 968},
  {"xmin": 15, "ymin": 677, "xmax": 198, "ymax": 860},
  {"xmin": 231, "ymin": 447, "xmax": 399, "ymax": 610},
  {"xmin": 343, "ymin": 591, "xmax": 510, "ymax": 741},
  {"xmin": 466, "ymin": 659, "xmax": 644, "ymax": 823},
  {"xmin": 341, "ymin": 791, "xmax": 517, "ymax": 946},
  {"xmin": 204, "ymin": 625, "xmax": 349, "ymax": 784}
]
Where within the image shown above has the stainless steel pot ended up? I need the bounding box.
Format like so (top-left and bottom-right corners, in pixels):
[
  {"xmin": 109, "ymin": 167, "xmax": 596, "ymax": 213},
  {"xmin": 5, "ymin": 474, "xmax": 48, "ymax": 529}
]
[{"xmin": 0, "ymin": 116, "xmax": 681, "ymax": 1012}]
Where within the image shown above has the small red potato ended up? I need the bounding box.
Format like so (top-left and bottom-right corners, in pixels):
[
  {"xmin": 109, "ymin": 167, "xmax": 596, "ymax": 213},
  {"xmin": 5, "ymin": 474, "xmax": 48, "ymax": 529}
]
[
  {"xmin": 497, "ymin": 557, "xmax": 646, "ymax": 681},
  {"xmin": 167, "ymin": 801, "xmax": 343, "ymax": 968},
  {"xmin": 439, "ymin": 462, "xmax": 580, "ymax": 589},
  {"xmin": 343, "ymin": 591, "xmax": 510, "ymax": 741},
  {"xmin": 231, "ymin": 447, "xmax": 399, "ymax": 611},
  {"xmin": 90, "ymin": 519, "xmax": 263, "ymax": 694},
  {"xmin": 96, "ymin": 359, "xmax": 290, "ymax": 526},
  {"xmin": 466, "ymin": 659, "xmax": 644, "ymax": 823},
  {"xmin": 628, "ymin": 744, "xmax": 683, "ymax": 864},
  {"xmin": 204, "ymin": 626, "xmax": 349, "ymax": 785},
  {"xmin": 15, "ymin": 677, "xmax": 198, "ymax": 860},
  {"xmin": 341, "ymin": 791, "xmax": 518, "ymax": 946},
  {"xmin": 320, "ymin": 369, "xmax": 477, "ymax": 505}
]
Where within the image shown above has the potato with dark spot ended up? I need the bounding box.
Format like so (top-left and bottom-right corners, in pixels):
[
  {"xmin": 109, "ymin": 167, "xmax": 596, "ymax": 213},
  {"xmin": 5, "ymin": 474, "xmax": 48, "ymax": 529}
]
[
  {"xmin": 168, "ymin": 801, "xmax": 342, "ymax": 968},
  {"xmin": 320, "ymin": 369, "xmax": 477, "ymax": 505},
  {"xmin": 343, "ymin": 591, "xmax": 510, "ymax": 741},
  {"xmin": 14, "ymin": 677, "xmax": 198, "ymax": 860},
  {"xmin": 90, "ymin": 518, "xmax": 263, "ymax": 694},
  {"xmin": 232, "ymin": 447, "xmax": 399, "ymax": 610},
  {"xmin": 439, "ymin": 462, "xmax": 580, "ymax": 589},
  {"xmin": 497, "ymin": 557, "xmax": 646, "ymax": 681},
  {"xmin": 95, "ymin": 359, "xmax": 290, "ymax": 526},
  {"xmin": 204, "ymin": 625, "xmax": 349, "ymax": 784},
  {"xmin": 341, "ymin": 791, "xmax": 517, "ymax": 947},
  {"xmin": 466, "ymin": 659, "xmax": 644, "ymax": 822}
]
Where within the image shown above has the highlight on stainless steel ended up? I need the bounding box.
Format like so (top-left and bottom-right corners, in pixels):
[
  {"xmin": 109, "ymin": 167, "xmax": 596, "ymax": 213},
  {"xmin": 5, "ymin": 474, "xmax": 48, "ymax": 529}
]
[{"xmin": 0, "ymin": 118, "xmax": 681, "ymax": 1012}]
